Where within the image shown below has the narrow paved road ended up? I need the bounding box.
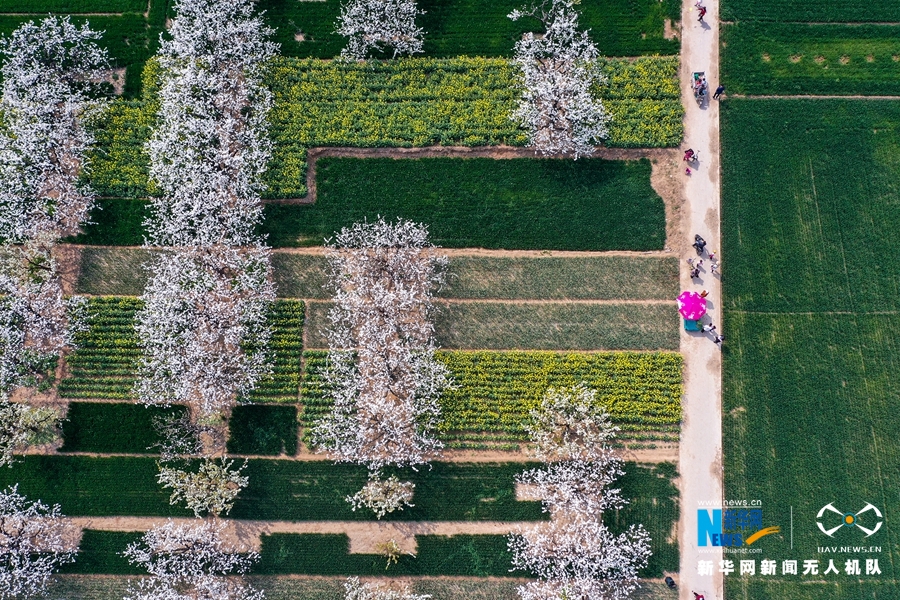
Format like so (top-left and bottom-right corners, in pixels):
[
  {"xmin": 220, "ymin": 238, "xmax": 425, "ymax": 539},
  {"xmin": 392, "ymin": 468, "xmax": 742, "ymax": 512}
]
[{"xmin": 678, "ymin": 0, "xmax": 724, "ymax": 599}]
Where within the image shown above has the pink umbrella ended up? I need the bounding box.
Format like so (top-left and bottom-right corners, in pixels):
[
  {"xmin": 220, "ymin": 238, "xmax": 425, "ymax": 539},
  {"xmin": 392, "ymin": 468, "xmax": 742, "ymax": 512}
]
[{"xmin": 677, "ymin": 291, "xmax": 707, "ymax": 320}]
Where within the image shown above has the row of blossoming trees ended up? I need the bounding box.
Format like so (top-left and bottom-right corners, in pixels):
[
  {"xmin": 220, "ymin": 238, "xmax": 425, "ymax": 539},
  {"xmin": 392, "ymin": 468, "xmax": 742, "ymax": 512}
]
[
  {"xmin": 0, "ymin": 17, "xmax": 105, "ymax": 597},
  {"xmin": 0, "ymin": 0, "xmax": 652, "ymax": 599},
  {"xmin": 0, "ymin": 1, "xmax": 279, "ymax": 598},
  {"xmin": 126, "ymin": 0, "xmax": 278, "ymax": 598}
]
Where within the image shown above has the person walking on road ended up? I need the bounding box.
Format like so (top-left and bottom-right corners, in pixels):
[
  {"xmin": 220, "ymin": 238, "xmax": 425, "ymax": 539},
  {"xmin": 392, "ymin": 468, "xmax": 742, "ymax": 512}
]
[
  {"xmin": 697, "ymin": 4, "xmax": 707, "ymax": 21},
  {"xmin": 693, "ymin": 593, "xmax": 706, "ymax": 600},
  {"xmin": 713, "ymin": 85, "xmax": 725, "ymax": 99}
]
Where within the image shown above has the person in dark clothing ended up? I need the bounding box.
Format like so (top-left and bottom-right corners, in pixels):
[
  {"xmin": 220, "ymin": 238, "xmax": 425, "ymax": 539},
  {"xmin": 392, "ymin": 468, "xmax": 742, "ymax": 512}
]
[
  {"xmin": 698, "ymin": 5, "xmax": 707, "ymax": 20},
  {"xmin": 713, "ymin": 85, "xmax": 725, "ymax": 99}
]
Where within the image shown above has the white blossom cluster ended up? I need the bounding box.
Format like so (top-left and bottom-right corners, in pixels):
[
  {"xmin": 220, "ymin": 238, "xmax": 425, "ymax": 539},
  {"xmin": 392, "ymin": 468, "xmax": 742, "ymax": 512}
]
[
  {"xmin": 0, "ymin": 402, "xmax": 58, "ymax": 469},
  {"xmin": 346, "ymin": 473, "xmax": 415, "ymax": 519},
  {"xmin": 336, "ymin": 0, "xmax": 425, "ymax": 60},
  {"xmin": 124, "ymin": 520, "xmax": 263, "ymax": 600},
  {"xmin": 312, "ymin": 218, "xmax": 450, "ymax": 474},
  {"xmin": 0, "ymin": 485, "xmax": 75, "ymax": 600},
  {"xmin": 509, "ymin": 0, "xmax": 610, "ymax": 158},
  {"xmin": 158, "ymin": 458, "xmax": 249, "ymax": 518},
  {"xmin": 344, "ymin": 577, "xmax": 431, "ymax": 600},
  {"xmin": 145, "ymin": 0, "xmax": 276, "ymax": 248},
  {"xmin": 135, "ymin": 246, "xmax": 274, "ymax": 418},
  {"xmin": 509, "ymin": 385, "xmax": 651, "ymax": 600},
  {"xmin": 0, "ymin": 16, "xmax": 108, "ymax": 244}
]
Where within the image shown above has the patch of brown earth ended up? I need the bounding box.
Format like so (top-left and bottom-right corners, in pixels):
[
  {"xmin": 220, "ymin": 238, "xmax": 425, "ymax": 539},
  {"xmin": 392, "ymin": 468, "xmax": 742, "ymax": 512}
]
[{"xmin": 54, "ymin": 244, "xmax": 82, "ymax": 297}]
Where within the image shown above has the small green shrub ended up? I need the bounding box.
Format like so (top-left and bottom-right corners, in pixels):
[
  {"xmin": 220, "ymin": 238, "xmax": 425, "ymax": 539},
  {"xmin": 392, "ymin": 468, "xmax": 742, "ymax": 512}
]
[{"xmin": 227, "ymin": 405, "xmax": 299, "ymax": 456}]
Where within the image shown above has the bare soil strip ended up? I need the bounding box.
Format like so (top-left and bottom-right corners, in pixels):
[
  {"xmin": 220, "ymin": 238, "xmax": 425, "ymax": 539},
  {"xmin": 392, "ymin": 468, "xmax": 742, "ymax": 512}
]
[
  {"xmin": 66, "ymin": 517, "xmax": 535, "ymax": 554},
  {"xmin": 32, "ymin": 446, "xmax": 678, "ymax": 464}
]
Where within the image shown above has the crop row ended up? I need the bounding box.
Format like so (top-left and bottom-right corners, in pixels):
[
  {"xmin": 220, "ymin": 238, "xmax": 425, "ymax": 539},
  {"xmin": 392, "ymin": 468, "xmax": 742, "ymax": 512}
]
[
  {"xmin": 86, "ymin": 56, "xmax": 683, "ymax": 199},
  {"xmin": 59, "ymin": 297, "xmax": 304, "ymax": 403}
]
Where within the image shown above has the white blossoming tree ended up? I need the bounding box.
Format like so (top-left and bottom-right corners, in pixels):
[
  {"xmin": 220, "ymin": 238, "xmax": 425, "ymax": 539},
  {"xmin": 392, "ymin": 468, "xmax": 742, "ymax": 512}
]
[
  {"xmin": 344, "ymin": 577, "xmax": 431, "ymax": 600},
  {"xmin": 0, "ymin": 401, "xmax": 59, "ymax": 468},
  {"xmin": 509, "ymin": 515, "xmax": 652, "ymax": 600},
  {"xmin": 311, "ymin": 218, "xmax": 450, "ymax": 516},
  {"xmin": 124, "ymin": 520, "xmax": 262, "ymax": 600},
  {"xmin": 509, "ymin": 385, "xmax": 651, "ymax": 600},
  {"xmin": 145, "ymin": 0, "xmax": 276, "ymax": 248},
  {"xmin": 346, "ymin": 474, "xmax": 415, "ymax": 519},
  {"xmin": 158, "ymin": 458, "xmax": 249, "ymax": 518},
  {"xmin": 0, "ymin": 16, "xmax": 108, "ymax": 245},
  {"xmin": 134, "ymin": 247, "xmax": 275, "ymax": 418},
  {"xmin": 0, "ymin": 485, "xmax": 76, "ymax": 599},
  {"xmin": 509, "ymin": 0, "xmax": 610, "ymax": 158},
  {"xmin": 336, "ymin": 0, "xmax": 425, "ymax": 60}
]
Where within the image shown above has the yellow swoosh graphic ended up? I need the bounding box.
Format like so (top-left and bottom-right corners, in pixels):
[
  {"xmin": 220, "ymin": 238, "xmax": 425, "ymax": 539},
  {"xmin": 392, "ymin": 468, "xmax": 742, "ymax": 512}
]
[{"xmin": 745, "ymin": 526, "xmax": 781, "ymax": 545}]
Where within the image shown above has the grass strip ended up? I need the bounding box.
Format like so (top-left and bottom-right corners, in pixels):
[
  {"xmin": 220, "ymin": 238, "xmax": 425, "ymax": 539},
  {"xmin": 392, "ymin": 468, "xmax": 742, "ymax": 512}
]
[
  {"xmin": 304, "ymin": 301, "xmax": 679, "ymax": 351},
  {"xmin": 256, "ymin": 534, "xmax": 516, "ymax": 576},
  {"xmin": 60, "ymin": 403, "xmax": 187, "ymax": 454},
  {"xmin": 259, "ymin": 0, "xmax": 679, "ymax": 60},
  {"xmin": 0, "ymin": 456, "xmax": 544, "ymax": 521},
  {"xmin": 0, "ymin": 0, "xmax": 147, "ymax": 10},
  {"xmin": 47, "ymin": 576, "xmax": 679, "ymax": 600},
  {"xmin": 59, "ymin": 531, "xmax": 144, "ymax": 575},
  {"xmin": 75, "ymin": 247, "xmax": 152, "ymax": 296},
  {"xmin": 274, "ymin": 253, "xmax": 679, "ymax": 300},
  {"xmin": 264, "ymin": 157, "xmax": 666, "ymax": 250},
  {"xmin": 721, "ymin": 0, "xmax": 900, "ymax": 22},
  {"xmin": 77, "ymin": 249, "xmax": 679, "ymax": 301},
  {"xmin": 227, "ymin": 405, "xmax": 299, "ymax": 456},
  {"xmin": 721, "ymin": 23, "xmax": 900, "ymax": 96}
]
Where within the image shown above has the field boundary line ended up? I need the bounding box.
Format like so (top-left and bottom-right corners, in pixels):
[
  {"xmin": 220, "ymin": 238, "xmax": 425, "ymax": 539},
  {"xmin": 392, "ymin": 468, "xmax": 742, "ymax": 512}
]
[
  {"xmin": 40, "ymin": 446, "xmax": 678, "ymax": 463},
  {"xmin": 68, "ymin": 243, "xmax": 679, "ymax": 259},
  {"xmin": 732, "ymin": 95, "xmax": 900, "ymax": 100},
  {"xmin": 66, "ymin": 518, "xmax": 542, "ymax": 554},
  {"xmin": 729, "ymin": 309, "xmax": 900, "ymax": 315},
  {"xmin": 721, "ymin": 20, "xmax": 900, "ymax": 26}
]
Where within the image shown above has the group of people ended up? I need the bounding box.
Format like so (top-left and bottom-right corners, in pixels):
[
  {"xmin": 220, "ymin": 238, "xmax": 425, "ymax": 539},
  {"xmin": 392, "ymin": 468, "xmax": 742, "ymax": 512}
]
[{"xmin": 689, "ymin": 236, "xmax": 723, "ymax": 346}]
